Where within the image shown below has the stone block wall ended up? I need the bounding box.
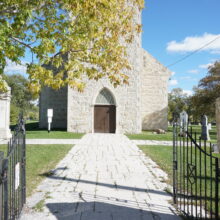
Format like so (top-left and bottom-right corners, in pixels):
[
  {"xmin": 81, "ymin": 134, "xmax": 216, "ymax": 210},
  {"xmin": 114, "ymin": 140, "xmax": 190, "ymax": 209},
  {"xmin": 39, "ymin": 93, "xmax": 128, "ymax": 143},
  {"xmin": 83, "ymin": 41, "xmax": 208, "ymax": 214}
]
[
  {"xmin": 67, "ymin": 3, "xmax": 143, "ymax": 134},
  {"xmin": 141, "ymin": 50, "xmax": 171, "ymax": 131},
  {"xmin": 67, "ymin": 76, "xmax": 141, "ymax": 134},
  {"xmin": 67, "ymin": 34, "xmax": 143, "ymax": 134},
  {"xmin": 39, "ymin": 87, "xmax": 67, "ymax": 129}
]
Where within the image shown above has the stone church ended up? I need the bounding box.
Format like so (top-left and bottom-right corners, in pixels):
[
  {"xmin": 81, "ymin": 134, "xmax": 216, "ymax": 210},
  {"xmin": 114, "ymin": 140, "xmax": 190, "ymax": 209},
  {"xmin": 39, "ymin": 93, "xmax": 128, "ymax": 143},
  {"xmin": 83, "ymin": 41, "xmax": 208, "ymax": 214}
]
[{"xmin": 39, "ymin": 5, "xmax": 171, "ymax": 134}]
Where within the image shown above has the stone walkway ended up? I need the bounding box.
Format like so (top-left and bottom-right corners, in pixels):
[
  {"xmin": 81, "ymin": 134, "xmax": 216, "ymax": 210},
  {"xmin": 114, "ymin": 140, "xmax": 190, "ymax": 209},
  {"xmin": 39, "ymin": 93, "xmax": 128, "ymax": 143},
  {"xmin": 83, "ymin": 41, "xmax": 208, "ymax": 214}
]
[{"xmin": 21, "ymin": 134, "xmax": 180, "ymax": 220}]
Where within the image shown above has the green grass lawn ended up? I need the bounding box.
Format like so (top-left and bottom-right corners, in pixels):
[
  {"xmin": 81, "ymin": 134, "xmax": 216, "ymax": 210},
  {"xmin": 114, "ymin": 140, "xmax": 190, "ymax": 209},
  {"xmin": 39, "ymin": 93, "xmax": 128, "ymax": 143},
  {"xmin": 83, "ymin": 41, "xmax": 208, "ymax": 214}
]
[
  {"xmin": 127, "ymin": 130, "xmax": 173, "ymax": 141},
  {"xmin": 127, "ymin": 125, "xmax": 217, "ymax": 143},
  {"xmin": 0, "ymin": 144, "xmax": 73, "ymax": 196},
  {"xmin": 11, "ymin": 121, "xmax": 84, "ymax": 139},
  {"xmin": 26, "ymin": 130, "xmax": 84, "ymax": 139},
  {"xmin": 139, "ymin": 145, "xmax": 220, "ymax": 216}
]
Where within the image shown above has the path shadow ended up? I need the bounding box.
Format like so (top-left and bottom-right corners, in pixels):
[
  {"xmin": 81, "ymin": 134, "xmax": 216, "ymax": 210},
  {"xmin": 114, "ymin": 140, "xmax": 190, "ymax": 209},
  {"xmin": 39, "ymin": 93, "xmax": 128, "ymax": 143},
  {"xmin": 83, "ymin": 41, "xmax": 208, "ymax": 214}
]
[
  {"xmin": 46, "ymin": 201, "xmax": 179, "ymax": 220},
  {"xmin": 39, "ymin": 170, "xmax": 169, "ymax": 197}
]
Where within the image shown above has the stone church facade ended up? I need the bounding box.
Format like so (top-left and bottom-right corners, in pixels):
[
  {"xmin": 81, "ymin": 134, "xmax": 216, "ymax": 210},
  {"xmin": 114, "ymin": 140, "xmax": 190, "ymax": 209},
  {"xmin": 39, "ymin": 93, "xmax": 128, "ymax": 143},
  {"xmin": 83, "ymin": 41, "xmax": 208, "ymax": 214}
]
[{"xmin": 39, "ymin": 5, "xmax": 171, "ymax": 134}]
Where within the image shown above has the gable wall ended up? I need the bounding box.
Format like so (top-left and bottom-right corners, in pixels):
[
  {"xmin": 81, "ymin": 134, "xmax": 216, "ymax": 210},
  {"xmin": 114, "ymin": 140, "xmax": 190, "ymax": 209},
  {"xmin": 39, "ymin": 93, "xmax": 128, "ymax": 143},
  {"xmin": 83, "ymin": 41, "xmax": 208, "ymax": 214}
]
[{"xmin": 141, "ymin": 50, "xmax": 171, "ymax": 130}]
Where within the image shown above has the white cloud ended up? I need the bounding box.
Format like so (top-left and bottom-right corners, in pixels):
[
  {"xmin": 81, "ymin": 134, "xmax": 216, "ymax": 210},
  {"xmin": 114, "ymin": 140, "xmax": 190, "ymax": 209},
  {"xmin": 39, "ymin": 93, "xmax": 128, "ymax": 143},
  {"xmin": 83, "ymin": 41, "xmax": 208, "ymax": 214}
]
[
  {"xmin": 5, "ymin": 59, "xmax": 27, "ymax": 74},
  {"xmin": 187, "ymin": 69, "xmax": 199, "ymax": 74},
  {"xmin": 166, "ymin": 33, "xmax": 220, "ymax": 53},
  {"xmin": 169, "ymin": 79, "xmax": 178, "ymax": 86},
  {"xmin": 180, "ymin": 76, "xmax": 192, "ymax": 80},
  {"xmin": 171, "ymin": 71, "xmax": 175, "ymax": 76},
  {"xmin": 199, "ymin": 63, "xmax": 213, "ymax": 69},
  {"xmin": 183, "ymin": 90, "xmax": 193, "ymax": 96}
]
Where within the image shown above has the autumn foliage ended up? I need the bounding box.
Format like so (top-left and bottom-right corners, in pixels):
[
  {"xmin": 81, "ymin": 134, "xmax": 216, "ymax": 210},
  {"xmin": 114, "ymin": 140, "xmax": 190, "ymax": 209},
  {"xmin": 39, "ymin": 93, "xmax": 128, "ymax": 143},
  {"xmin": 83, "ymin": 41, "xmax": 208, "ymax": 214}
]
[{"xmin": 0, "ymin": 0, "xmax": 144, "ymax": 94}]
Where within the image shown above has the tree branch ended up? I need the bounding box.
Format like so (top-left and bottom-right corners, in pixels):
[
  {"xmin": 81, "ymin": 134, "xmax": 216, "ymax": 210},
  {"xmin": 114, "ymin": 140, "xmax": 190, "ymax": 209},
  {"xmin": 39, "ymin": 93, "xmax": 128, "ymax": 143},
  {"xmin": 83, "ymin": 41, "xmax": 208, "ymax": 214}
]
[
  {"xmin": 10, "ymin": 36, "xmax": 34, "ymax": 63},
  {"xmin": 10, "ymin": 37, "xmax": 33, "ymax": 50}
]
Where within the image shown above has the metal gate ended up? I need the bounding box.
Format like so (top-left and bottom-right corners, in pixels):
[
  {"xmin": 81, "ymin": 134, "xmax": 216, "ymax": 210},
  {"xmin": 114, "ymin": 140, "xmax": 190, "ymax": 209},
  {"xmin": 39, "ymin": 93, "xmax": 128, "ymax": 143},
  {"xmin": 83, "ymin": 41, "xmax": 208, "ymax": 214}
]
[
  {"xmin": 0, "ymin": 117, "xmax": 26, "ymax": 220},
  {"xmin": 173, "ymin": 122, "xmax": 220, "ymax": 219}
]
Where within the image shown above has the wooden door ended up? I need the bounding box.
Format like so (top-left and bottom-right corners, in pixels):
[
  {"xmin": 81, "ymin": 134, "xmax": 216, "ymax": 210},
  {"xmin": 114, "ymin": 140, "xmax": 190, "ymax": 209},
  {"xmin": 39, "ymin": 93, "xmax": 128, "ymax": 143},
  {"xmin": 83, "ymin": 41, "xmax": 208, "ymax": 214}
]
[{"xmin": 94, "ymin": 105, "xmax": 116, "ymax": 133}]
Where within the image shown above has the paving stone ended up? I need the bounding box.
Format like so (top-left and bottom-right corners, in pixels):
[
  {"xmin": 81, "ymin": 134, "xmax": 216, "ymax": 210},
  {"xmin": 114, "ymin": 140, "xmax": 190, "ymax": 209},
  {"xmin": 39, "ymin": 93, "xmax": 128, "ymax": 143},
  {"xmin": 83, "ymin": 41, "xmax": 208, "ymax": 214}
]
[{"xmin": 20, "ymin": 134, "xmax": 180, "ymax": 220}]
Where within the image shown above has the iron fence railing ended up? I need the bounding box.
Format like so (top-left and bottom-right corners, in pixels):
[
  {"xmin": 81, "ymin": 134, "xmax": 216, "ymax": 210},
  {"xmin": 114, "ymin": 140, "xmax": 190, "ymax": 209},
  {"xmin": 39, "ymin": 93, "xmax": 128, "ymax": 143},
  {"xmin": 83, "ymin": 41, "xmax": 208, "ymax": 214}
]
[
  {"xmin": 0, "ymin": 116, "xmax": 26, "ymax": 220},
  {"xmin": 173, "ymin": 122, "xmax": 220, "ymax": 219}
]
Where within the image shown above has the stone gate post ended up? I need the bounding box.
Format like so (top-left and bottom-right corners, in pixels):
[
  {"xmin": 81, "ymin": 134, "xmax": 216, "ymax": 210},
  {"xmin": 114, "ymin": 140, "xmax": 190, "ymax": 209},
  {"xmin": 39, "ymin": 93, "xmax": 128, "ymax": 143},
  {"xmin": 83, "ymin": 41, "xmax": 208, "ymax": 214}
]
[{"xmin": 0, "ymin": 84, "xmax": 12, "ymax": 140}]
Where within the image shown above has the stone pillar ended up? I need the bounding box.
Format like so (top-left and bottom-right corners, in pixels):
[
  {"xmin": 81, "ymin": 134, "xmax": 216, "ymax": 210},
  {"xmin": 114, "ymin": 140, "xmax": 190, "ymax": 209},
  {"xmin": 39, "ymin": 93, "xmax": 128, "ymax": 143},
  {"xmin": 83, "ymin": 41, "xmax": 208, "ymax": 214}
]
[
  {"xmin": 0, "ymin": 85, "xmax": 12, "ymax": 139},
  {"xmin": 180, "ymin": 110, "xmax": 188, "ymax": 132},
  {"xmin": 201, "ymin": 115, "xmax": 210, "ymax": 141},
  {"xmin": 216, "ymin": 97, "xmax": 220, "ymax": 152}
]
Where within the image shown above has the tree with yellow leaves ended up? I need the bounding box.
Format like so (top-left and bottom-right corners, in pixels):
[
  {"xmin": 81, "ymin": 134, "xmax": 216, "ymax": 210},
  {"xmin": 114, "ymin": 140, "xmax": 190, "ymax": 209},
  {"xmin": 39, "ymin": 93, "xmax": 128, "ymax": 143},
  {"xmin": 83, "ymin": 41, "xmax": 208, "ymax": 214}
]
[{"xmin": 0, "ymin": 0, "xmax": 144, "ymax": 94}]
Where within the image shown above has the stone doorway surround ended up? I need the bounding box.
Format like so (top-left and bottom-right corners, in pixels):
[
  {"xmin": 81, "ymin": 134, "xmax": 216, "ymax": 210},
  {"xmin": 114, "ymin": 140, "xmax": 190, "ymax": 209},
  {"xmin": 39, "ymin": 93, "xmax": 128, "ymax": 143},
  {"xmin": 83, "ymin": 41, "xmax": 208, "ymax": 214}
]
[{"xmin": 93, "ymin": 88, "xmax": 117, "ymax": 134}]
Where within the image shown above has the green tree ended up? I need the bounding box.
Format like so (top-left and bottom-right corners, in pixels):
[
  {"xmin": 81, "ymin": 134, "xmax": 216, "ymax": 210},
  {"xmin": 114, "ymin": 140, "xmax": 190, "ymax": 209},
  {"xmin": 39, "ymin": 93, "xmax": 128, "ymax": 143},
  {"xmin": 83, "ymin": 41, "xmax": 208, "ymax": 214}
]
[
  {"xmin": 4, "ymin": 74, "xmax": 38, "ymax": 122},
  {"xmin": 190, "ymin": 60, "xmax": 220, "ymax": 120},
  {"xmin": 0, "ymin": 0, "xmax": 144, "ymax": 94},
  {"xmin": 4, "ymin": 74, "xmax": 33, "ymax": 108},
  {"xmin": 10, "ymin": 104, "xmax": 20, "ymax": 124},
  {"xmin": 168, "ymin": 88, "xmax": 190, "ymax": 122}
]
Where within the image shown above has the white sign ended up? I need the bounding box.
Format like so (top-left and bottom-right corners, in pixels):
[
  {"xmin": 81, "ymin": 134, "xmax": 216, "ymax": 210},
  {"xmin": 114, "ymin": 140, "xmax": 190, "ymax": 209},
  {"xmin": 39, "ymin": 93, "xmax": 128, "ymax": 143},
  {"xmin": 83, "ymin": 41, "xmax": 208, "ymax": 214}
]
[
  {"xmin": 47, "ymin": 109, "xmax": 53, "ymax": 118},
  {"xmin": 47, "ymin": 109, "xmax": 53, "ymax": 132},
  {"xmin": 15, "ymin": 163, "xmax": 20, "ymax": 190}
]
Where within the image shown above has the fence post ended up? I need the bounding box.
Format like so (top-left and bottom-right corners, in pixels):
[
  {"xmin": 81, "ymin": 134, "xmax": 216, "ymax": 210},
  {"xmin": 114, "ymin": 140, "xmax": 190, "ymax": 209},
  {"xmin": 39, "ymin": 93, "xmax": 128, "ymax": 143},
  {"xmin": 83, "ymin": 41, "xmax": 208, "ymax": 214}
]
[
  {"xmin": 21, "ymin": 125, "xmax": 26, "ymax": 205},
  {"xmin": 173, "ymin": 122, "xmax": 177, "ymax": 204},
  {"xmin": 0, "ymin": 152, "xmax": 4, "ymax": 220},
  {"xmin": 2, "ymin": 159, "xmax": 8, "ymax": 220},
  {"xmin": 215, "ymin": 158, "xmax": 219, "ymax": 219}
]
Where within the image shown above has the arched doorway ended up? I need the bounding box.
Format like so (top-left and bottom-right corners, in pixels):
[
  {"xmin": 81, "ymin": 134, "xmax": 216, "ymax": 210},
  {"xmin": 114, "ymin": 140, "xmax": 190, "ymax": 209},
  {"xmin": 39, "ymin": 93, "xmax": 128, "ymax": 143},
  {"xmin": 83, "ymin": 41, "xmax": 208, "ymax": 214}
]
[{"xmin": 94, "ymin": 88, "xmax": 116, "ymax": 133}]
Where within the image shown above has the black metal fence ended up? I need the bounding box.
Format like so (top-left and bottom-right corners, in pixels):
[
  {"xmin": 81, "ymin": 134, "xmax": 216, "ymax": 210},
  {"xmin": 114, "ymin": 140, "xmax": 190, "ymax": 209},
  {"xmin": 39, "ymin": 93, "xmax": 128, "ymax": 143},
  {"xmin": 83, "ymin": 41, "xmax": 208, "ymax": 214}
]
[
  {"xmin": 0, "ymin": 117, "xmax": 26, "ymax": 220},
  {"xmin": 173, "ymin": 122, "xmax": 220, "ymax": 219}
]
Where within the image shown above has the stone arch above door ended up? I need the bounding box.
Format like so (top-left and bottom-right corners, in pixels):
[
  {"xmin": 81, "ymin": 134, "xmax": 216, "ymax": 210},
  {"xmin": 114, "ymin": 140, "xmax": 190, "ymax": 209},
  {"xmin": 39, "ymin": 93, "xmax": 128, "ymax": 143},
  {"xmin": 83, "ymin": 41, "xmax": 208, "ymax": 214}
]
[{"xmin": 95, "ymin": 88, "xmax": 116, "ymax": 105}]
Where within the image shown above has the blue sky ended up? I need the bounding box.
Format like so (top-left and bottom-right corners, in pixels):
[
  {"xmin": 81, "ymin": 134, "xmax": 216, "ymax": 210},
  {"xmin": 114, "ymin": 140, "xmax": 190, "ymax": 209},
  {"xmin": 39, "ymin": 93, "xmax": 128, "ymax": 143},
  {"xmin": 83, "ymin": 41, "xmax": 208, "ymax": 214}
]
[
  {"xmin": 142, "ymin": 0, "xmax": 220, "ymax": 95},
  {"xmin": 5, "ymin": 0, "xmax": 220, "ymax": 96}
]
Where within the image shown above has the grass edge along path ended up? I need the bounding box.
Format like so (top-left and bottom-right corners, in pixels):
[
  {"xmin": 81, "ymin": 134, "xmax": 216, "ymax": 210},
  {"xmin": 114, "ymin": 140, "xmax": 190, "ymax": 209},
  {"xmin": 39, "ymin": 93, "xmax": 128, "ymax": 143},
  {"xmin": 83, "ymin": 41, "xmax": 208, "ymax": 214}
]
[
  {"xmin": 139, "ymin": 145, "xmax": 173, "ymax": 184},
  {"xmin": 26, "ymin": 144, "xmax": 73, "ymax": 196},
  {"xmin": 0, "ymin": 144, "xmax": 73, "ymax": 197}
]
